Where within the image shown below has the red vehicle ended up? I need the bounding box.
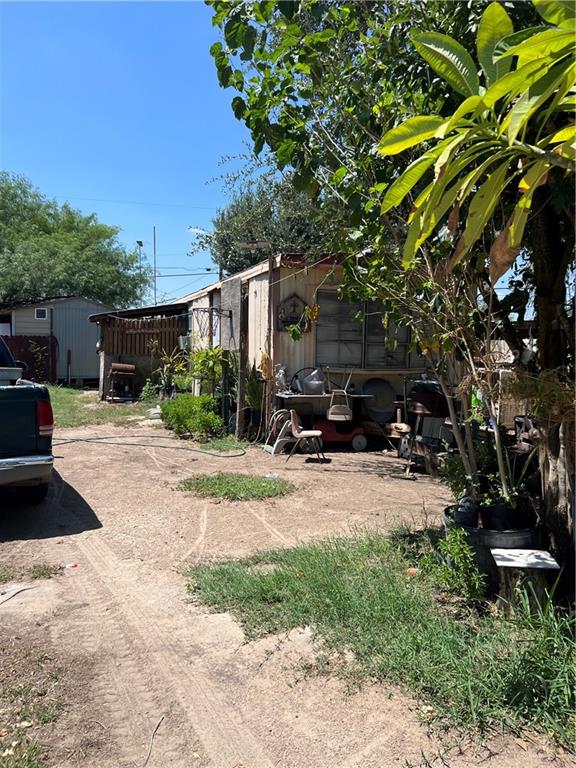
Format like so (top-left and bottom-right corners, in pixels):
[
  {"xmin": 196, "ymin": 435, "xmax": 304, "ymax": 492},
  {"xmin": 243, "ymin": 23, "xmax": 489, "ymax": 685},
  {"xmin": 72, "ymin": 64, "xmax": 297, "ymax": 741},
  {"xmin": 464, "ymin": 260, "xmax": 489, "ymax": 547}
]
[{"xmin": 313, "ymin": 419, "xmax": 367, "ymax": 451}]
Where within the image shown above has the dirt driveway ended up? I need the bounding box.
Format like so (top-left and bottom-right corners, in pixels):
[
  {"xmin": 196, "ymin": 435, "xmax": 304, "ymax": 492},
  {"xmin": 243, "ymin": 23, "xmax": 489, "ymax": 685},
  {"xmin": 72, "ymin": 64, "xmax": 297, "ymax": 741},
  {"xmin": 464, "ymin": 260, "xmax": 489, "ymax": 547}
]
[{"xmin": 0, "ymin": 424, "xmax": 565, "ymax": 768}]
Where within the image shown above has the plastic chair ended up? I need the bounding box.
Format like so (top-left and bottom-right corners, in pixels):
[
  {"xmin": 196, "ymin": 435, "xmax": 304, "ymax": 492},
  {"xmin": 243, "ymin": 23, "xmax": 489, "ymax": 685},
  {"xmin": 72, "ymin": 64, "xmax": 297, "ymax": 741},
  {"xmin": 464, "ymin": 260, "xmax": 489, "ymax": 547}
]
[{"xmin": 286, "ymin": 410, "xmax": 326, "ymax": 463}]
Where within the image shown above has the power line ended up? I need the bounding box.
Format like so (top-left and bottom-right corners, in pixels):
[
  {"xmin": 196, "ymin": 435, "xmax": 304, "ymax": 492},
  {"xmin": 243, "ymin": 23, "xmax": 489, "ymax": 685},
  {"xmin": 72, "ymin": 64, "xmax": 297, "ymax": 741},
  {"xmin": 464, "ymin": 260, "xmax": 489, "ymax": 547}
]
[
  {"xmin": 156, "ymin": 271, "xmax": 217, "ymax": 278},
  {"xmin": 50, "ymin": 194, "xmax": 219, "ymax": 210}
]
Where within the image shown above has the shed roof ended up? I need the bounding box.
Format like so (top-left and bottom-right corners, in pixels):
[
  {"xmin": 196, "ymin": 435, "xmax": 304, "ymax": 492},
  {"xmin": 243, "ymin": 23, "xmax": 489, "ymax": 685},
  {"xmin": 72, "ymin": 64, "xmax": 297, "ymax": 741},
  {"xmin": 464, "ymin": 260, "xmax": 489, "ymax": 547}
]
[
  {"xmin": 0, "ymin": 296, "xmax": 112, "ymax": 311},
  {"xmin": 89, "ymin": 302, "xmax": 188, "ymax": 323},
  {"xmin": 177, "ymin": 253, "xmax": 340, "ymax": 303}
]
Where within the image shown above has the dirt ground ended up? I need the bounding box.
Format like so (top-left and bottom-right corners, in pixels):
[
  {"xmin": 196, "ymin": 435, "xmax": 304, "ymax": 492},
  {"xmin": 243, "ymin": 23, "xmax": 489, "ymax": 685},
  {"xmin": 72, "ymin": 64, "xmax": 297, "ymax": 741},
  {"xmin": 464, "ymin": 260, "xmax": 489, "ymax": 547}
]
[{"xmin": 0, "ymin": 423, "xmax": 570, "ymax": 768}]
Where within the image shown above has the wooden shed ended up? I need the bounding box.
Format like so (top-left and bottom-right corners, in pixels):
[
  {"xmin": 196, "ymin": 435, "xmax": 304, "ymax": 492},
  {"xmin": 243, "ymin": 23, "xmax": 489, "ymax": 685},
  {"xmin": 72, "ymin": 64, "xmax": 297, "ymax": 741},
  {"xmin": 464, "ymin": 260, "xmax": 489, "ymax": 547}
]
[{"xmin": 90, "ymin": 303, "xmax": 188, "ymax": 398}]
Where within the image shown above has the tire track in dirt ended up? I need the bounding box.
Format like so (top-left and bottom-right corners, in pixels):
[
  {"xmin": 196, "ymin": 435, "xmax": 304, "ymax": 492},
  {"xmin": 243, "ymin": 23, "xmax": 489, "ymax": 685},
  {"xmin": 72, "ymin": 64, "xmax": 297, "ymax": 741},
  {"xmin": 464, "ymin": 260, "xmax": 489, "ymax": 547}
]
[
  {"xmin": 78, "ymin": 534, "xmax": 275, "ymax": 768},
  {"xmin": 177, "ymin": 504, "xmax": 208, "ymax": 565},
  {"xmin": 58, "ymin": 553, "xmax": 191, "ymax": 768},
  {"xmin": 246, "ymin": 505, "xmax": 293, "ymax": 547}
]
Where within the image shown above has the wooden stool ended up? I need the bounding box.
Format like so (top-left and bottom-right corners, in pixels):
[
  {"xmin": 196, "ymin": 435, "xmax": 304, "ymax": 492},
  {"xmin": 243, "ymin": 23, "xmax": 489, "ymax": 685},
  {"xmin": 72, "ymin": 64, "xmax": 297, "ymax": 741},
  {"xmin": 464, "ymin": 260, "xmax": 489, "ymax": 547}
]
[{"xmin": 490, "ymin": 548, "xmax": 560, "ymax": 615}]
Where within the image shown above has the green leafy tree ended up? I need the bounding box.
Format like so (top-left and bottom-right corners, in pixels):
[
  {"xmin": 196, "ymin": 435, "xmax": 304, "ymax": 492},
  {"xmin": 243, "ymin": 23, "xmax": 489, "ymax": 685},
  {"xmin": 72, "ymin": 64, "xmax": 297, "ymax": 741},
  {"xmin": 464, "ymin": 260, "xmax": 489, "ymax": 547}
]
[
  {"xmin": 207, "ymin": 0, "xmax": 574, "ymax": 561},
  {"xmin": 0, "ymin": 173, "xmax": 150, "ymax": 307},
  {"xmin": 377, "ymin": 0, "xmax": 575, "ymax": 557},
  {"xmin": 190, "ymin": 175, "xmax": 329, "ymax": 276}
]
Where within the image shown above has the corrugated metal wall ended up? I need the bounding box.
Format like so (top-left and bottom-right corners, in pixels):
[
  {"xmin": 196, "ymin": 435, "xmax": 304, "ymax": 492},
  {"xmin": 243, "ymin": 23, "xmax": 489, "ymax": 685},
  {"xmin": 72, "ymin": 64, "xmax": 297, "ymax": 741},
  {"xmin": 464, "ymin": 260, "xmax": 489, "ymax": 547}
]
[{"xmin": 52, "ymin": 299, "xmax": 113, "ymax": 379}]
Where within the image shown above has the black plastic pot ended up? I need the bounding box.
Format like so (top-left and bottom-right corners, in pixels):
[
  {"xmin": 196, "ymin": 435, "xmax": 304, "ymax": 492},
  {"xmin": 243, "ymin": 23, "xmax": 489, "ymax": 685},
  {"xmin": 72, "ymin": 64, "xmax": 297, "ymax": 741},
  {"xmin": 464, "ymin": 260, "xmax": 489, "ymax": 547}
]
[
  {"xmin": 444, "ymin": 506, "xmax": 541, "ymax": 595},
  {"xmin": 479, "ymin": 502, "xmax": 516, "ymax": 531}
]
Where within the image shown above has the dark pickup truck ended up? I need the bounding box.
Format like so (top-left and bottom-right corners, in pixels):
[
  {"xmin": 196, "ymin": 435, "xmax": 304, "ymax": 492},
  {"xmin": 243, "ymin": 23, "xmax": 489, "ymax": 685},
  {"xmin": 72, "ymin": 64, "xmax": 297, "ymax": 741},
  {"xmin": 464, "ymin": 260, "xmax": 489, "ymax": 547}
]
[{"xmin": 0, "ymin": 337, "xmax": 54, "ymax": 501}]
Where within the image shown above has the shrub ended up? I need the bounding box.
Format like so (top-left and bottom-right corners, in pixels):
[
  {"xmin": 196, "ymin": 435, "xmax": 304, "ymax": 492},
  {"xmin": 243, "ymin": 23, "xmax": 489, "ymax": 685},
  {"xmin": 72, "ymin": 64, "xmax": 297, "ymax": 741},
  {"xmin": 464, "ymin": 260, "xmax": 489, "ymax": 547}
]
[
  {"xmin": 139, "ymin": 378, "xmax": 157, "ymax": 402},
  {"xmin": 428, "ymin": 527, "xmax": 486, "ymax": 601},
  {"xmin": 161, "ymin": 394, "xmax": 223, "ymax": 439}
]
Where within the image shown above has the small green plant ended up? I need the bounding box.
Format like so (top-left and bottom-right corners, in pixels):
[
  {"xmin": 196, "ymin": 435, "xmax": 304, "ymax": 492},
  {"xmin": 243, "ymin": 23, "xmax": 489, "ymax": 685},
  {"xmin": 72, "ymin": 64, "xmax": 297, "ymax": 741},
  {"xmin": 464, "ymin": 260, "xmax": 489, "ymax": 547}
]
[
  {"xmin": 0, "ymin": 740, "xmax": 43, "ymax": 768},
  {"xmin": 428, "ymin": 528, "xmax": 485, "ymax": 602},
  {"xmin": 0, "ymin": 563, "xmax": 15, "ymax": 583},
  {"xmin": 28, "ymin": 563, "xmax": 61, "ymax": 581},
  {"xmin": 35, "ymin": 700, "xmax": 61, "ymax": 724},
  {"xmin": 138, "ymin": 378, "xmax": 157, "ymax": 402},
  {"xmin": 438, "ymin": 439, "xmax": 500, "ymax": 501},
  {"xmin": 161, "ymin": 394, "xmax": 223, "ymax": 438},
  {"xmin": 202, "ymin": 436, "xmax": 249, "ymax": 452},
  {"xmin": 153, "ymin": 347, "xmax": 187, "ymax": 398},
  {"xmin": 191, "ymin": 346, "xmax": 223, "ymax": 396},
  {"xmin": 244, "ymin": 363, "xmax": 264, "ymax": 413},
  {"xmin": 173, "ymin": 372, "xmax": 195, "ymax": 393},
  {"xmin": 178, "ymin": 472, "xmax": 293, "ymax": 501}
]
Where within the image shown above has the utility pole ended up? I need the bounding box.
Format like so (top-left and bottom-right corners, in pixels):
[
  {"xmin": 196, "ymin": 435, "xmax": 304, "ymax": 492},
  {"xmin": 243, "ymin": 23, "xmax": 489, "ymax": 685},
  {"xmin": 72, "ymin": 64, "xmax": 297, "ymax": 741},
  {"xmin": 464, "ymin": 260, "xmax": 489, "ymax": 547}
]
[
  {"xmin": 136, "ymin": 240, "xmax": 144, "ymax": 306},
  {"xmin": 153, "ymin": 226, "xmax": 157, "ymax": 304}
]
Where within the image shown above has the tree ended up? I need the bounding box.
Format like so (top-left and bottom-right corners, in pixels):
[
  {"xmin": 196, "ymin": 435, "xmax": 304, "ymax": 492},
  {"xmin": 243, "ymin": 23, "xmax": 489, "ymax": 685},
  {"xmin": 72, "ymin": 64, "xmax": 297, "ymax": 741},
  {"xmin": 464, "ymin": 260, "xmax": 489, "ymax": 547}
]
[
  {"xmin": 377, "ymin": 0, "xmax": 575, "ymax": 558},
  {"xmin": 190, "ymin": 175, "xmax": 330, "ymax": 276},
  {"xmin": 0, "ymin": 173, "xmax": 150, "ymax": 307},
  {"xmin": 208, "ymin": 0, "xmax": 574, "ymax": 564}
]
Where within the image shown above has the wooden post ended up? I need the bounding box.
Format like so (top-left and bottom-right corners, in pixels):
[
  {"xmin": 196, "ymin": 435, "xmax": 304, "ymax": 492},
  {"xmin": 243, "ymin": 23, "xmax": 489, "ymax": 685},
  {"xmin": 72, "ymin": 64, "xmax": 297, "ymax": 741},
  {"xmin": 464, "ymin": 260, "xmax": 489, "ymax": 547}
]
[
  {"xmin": 221, "ymin": 349, "xmax": 230, "ymax": 432},
  {"xmin": 235, "ymin": 284, "xmax": 249, "ymax": 439},
  {"xmin": 265, "ymin": 252, "xmax": 276, "ymax": 431}
]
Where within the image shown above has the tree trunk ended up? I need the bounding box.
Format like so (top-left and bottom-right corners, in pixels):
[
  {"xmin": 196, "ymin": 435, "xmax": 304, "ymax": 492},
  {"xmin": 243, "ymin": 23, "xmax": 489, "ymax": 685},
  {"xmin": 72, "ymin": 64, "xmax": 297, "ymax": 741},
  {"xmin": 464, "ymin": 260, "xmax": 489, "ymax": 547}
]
[{"xmin": 531, "ymin": 193, "xmax": 574, "ymax": 570}]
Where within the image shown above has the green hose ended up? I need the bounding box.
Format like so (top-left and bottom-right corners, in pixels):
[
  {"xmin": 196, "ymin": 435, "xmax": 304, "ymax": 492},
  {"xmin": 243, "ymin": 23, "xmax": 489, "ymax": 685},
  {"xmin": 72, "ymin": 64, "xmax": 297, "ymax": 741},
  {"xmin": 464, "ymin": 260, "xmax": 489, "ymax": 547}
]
[{"xmin": 52, "ymin": 434, "xmax": 246, "ymax": 458}]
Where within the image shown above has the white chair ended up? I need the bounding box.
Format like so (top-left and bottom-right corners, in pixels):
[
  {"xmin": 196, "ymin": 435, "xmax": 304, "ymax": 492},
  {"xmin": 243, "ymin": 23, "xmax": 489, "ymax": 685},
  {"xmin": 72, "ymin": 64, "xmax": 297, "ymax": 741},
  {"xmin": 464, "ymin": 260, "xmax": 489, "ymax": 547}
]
[{"xmin": 286, "ymin": 410, "xmax": 326, "ymax": 463}]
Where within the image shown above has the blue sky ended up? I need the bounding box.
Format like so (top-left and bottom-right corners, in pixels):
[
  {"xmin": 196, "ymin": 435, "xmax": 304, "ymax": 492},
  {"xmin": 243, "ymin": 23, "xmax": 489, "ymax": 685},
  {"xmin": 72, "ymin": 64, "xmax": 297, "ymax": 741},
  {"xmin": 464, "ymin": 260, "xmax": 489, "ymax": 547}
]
[{"xmin": 0, "ymin": 0, "xmax": 251, "ymax": 303}]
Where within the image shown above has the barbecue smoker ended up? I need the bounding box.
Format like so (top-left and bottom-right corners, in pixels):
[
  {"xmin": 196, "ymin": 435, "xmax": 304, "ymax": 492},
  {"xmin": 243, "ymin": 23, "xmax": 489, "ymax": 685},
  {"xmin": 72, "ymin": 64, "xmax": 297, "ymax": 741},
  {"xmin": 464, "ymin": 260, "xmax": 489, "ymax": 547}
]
[{"xmin": 107, "ymin": 362, "xmax": 136, "ymax": 402}]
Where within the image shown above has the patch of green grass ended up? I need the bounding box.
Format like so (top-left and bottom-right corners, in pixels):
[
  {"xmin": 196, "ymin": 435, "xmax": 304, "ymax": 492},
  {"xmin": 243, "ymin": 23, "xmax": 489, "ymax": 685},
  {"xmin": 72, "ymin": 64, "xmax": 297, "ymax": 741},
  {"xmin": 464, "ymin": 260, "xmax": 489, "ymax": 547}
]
[
  {"xmin": 34, "ymin": 701, "xmax": 61, "ymax": 725},
  {"xmin": 202, "ymin": 436, "xmax": 249, "ymax": 452},
  {"xmin": 0, "ymin": 740, "xmax": 43, "ymax": 768},
  {"xmin": 27, "ymin": 564, "xmax": 61, "ymax": 581},
  {"xmin": 0, "ymin": 564, "xmax": 15, "ymax": 584},
  {"xmin": 178, "ymin": 472, "xmax": 293, "ymax": 501},
  {"xmin": 188, "ymin": 532, "xmax": 575, "ymax": 747},
  {"xmin": 48, "ymin": 386, "xmax": 156, "ymax": 429}
]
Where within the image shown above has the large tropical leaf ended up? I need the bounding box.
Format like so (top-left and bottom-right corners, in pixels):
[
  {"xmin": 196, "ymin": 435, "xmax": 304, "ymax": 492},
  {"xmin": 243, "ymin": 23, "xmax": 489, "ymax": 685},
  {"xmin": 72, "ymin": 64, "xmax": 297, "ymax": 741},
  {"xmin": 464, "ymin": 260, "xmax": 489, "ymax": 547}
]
[
  {"xmin": 545, "ymin": 124, "xmax": 576, "ymax": 144},
  {"xmin": 496, "ymin": 27, "xmax": 575, "ymax": 64},
  {"xmin": 378, "ymin": 115, "xmax": 446, "ymax": 156},
  {"xmin": 493, "ymin": 27, "xmax": 550, "ymax": 60},
  {"xmin": 448, "ymin": 160, "xmax": 514, "ymax": 270},
  {"xmin": 403, "ymin": 145, "xmax": 501, "ymax": 264},
  {"xmin": 443, "ymin": 96, "xmax": 484, "ymax": 133},
  {"xmin": 503, "ymin": 60, "xmax": 576, "ymax": 143},
  {"xmin": 423, "ymin": 141, "xmax": 499, "ymax": 233},
  {"xmin": 482, "ymin": 59, "xmax": 548, "ymax": 109},
  {"xmin": 380, "ymin": 143, "xmax": 447, "ymax": 213},
  {"xmin": 489, "ymin": 159, "xmax": 550, "ymax": 282},
  {"xmin": 533, "ymin": 0, "xmax": 576, "ymax": 25},
  {"xmin": 412, "ymin": 32, "xmax": 480, "ymax": 97},
  {"xmin": 477, "ymin": 2, "xmax": 513, "ymax": 86}
]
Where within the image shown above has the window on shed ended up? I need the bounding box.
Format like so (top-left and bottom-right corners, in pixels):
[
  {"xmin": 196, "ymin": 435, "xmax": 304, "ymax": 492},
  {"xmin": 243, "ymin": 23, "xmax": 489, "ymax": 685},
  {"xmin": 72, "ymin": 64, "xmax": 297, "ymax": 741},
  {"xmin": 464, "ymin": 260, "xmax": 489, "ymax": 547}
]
[
  {"xmin": 0, "ymin": 314, "xmax": 11, "ymax": 336},
  {"xmin": 315, "ymin": 291, "xmax": 420, "ymax": 369},
  {"xmin": 35, "ymin": 308, "xmax": 48, "ymax": 320},
  {"xmin": 315, "ymin": 292, "xmax": 363, "ymax": 368}
]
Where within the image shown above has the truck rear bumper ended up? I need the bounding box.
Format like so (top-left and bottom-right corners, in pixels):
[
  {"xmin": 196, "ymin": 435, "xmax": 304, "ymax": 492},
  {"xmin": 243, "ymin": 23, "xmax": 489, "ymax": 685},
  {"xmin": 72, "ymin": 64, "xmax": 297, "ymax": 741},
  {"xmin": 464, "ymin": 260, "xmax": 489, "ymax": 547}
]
[{"xmin": 0, "ymin": 455, "xmax": 54, "ymax": 487}]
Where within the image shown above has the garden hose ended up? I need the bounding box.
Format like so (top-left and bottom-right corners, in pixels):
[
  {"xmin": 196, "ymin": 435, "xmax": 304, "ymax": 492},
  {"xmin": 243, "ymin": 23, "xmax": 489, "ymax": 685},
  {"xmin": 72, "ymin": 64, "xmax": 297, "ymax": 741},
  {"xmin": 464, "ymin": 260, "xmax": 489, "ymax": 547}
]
[{"xmin": 52, "ymin": 434, "xmax": 246, "ymax": 458}]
